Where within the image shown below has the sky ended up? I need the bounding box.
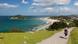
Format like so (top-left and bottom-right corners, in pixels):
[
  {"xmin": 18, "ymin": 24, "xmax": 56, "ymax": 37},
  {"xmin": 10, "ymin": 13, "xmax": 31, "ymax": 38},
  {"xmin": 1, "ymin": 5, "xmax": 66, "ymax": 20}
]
[{"xmin": 0, "ymin": 0, "xmax": 78, "ymax": 16}]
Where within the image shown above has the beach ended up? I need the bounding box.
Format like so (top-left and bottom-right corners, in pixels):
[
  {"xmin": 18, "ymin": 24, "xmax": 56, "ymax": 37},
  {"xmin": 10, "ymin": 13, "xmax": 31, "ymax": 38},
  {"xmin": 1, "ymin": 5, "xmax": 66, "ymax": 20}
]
[{"xmin": 33, "ymin": 17, "xmax": 60, "ymax": 31}]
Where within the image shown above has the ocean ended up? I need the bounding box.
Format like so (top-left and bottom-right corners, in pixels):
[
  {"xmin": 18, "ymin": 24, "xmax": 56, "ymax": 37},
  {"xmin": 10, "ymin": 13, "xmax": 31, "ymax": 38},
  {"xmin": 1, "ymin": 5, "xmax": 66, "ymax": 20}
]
[{"xmin": 0, "ymin": 16, "xmax": 47, "ymax": 32}]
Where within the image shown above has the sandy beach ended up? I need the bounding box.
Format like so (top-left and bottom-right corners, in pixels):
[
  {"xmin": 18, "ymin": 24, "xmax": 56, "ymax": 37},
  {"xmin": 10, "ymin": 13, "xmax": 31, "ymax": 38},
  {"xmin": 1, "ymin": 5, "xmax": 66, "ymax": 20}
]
[
  {"xmin": 40, "ymin": 17, "xmax": 60, "ymax": 24},
  {"xmin": 33, "ymin": 17, "xmax": 60, "ymax": 31}
]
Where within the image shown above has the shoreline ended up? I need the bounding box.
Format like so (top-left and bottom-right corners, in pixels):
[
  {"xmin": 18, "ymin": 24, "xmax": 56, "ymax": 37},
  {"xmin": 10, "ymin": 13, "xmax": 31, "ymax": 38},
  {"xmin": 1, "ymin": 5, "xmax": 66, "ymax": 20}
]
[
  {"xmin": 40, "ymin": 17, "xmax": 60, "ymax": 25},
  {"xmin": 32, "ymin": 17, "xmax": 60, "ymax": 31}
]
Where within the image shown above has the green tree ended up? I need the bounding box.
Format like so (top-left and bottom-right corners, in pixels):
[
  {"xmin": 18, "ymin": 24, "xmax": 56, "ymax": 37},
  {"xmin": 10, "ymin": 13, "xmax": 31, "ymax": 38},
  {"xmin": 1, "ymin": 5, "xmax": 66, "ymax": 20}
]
[
  {"xmin": 47, "ymin": 21, "xmax": 67, "ymax": 31},
  {"xmin": 73, "ymin": 19, "xmax": 78, "ymax": 27}
]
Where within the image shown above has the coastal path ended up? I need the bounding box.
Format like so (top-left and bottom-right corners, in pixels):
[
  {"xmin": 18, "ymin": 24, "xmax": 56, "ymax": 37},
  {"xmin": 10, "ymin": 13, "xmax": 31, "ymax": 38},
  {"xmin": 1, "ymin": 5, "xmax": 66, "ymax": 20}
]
[{"xmin": 37, "ymin": 28, "xmax": 74, "ymax": 44}]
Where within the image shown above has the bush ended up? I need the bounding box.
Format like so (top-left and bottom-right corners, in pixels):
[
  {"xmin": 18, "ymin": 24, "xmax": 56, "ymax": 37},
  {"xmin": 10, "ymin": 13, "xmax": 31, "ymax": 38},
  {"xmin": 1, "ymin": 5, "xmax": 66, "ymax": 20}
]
[
  {"xmin": 73, "ymin": 19, "xmax": 78, "ymax": 27},
  {"xmin": 47, "ymin": 21, "xmax": 67, "ymax": 31}
]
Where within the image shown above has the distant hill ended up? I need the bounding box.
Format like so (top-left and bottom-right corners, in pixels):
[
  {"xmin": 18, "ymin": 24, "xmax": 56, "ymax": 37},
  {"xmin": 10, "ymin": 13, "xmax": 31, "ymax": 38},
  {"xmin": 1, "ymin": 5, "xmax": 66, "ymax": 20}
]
[{"xmin": 50, "ymin": 15, "xmax": 78, "ymax": 20}]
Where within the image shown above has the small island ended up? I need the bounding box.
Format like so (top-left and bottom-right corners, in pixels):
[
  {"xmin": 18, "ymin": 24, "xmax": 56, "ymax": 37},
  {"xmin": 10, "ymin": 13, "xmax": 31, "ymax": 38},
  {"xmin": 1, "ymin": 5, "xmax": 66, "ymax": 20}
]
[{"xmin": 10, "ymin": 15, "xmax": 25, "ymax": 20}]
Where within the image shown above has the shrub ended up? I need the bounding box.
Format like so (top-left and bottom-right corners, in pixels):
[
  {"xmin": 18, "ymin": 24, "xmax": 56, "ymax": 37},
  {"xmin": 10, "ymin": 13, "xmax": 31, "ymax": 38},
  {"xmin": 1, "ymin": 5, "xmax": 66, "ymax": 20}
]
[
  {"xmin": 73, "ymin": 19, "xmax": 78, "ymax": 27},
  {"xmin": 47, "ymin": 21, "xmax": 67, "ymax": 31}
]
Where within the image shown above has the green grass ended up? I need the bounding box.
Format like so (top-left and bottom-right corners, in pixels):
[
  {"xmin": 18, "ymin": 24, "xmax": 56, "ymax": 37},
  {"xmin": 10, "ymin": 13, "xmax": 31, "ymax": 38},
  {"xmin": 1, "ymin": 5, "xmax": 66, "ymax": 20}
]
[
  {"xmin": 68, "ymin": 28, "xmax": 78, "ymax": 44},
  {"xmin": 0, "ymin": 30, "xmax": 58, "ymax": 44},
  {"xmin": 1, "ymin": 33, "xmax": 24, "ymax": 44}
]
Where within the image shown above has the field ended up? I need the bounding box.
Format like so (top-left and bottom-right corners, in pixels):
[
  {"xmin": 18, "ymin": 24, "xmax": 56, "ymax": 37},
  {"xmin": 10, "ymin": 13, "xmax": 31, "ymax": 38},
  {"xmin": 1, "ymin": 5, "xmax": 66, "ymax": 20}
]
[
  {"xmin": 0, "ymin": 30, "xmax": 57, "ymax": 44},
  {"xmin": 68, "ymin": 28, "xmax": 78, "ymax": 44}
]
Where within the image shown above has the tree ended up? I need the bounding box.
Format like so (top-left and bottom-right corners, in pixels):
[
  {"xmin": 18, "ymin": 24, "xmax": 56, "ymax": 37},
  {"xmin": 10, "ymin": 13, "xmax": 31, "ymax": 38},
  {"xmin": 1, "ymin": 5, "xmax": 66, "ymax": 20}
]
[
  {"xmin": 73, "ymin": 19, "xmax": 78, "ymax": 27},
  {"xmin": 47, "ymin": 21, "xmax": 67, "ymax": 31}
]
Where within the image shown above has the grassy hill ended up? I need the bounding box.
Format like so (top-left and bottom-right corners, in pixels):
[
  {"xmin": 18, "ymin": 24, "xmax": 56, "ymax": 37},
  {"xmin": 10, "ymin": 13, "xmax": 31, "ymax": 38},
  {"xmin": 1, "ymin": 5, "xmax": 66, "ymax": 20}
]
[{"xmin": 68, "ymin": 28, "xmax": 78, "ymax": 44}]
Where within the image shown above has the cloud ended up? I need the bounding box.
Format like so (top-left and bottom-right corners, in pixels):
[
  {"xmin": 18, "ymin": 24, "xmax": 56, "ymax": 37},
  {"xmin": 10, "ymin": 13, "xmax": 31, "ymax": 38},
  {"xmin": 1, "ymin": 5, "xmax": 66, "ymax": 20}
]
[
  {"xmin": 44, "ymin": 7, "xmax": 54, "ymax": 13},
  {"xmin": 32, "ymin": 0, "xmax": 70, "ymax": 6},
  {"xmin": 29, "ymin": 6, "xmax": 78, "ymax": 16},
  {"xmin": 22, "ymin": 0, "xmax": 28, "ymax": 4},
  {"xmin": 32, "ymin": 0, "xmax": 54, "ymax": 6},
  {"xmin": 30, "ymin": 0, "xmax": 71, "ymax": 13},
  {"xmin": 58, "ymin": 7, "xmax": 78, "ymax": 15},
  {"xmin": 28, "ymin": 0, "xmax": 72, "ymax": 16},
  {"xmin": 60, "ymin": 7, "xmax": 70, "ymax": 12},
  {"xmin": 74, "ymin": 2, "xmax": 78, "ymax": 7},
  {"xmin": 59, "ymin": 7, "xmax": 71, "ymax": 15},
  {"xmin": 55, "ymin": 0, "xmax": 70, "ymax": 5},
  {"xmin": 32, "ymin": 3, "xmax": 39, "ymax": 6},
  {"xmin": 0, "ymin": 3, "xmax": 18, "ymax": 8}
]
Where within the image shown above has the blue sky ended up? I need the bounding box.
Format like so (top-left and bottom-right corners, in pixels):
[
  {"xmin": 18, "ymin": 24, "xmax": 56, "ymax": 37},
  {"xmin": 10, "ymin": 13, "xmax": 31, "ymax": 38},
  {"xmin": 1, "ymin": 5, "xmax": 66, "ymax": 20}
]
[{"xmin": 0, "ymin": 0, "xmax": 78, "ymax": 16}]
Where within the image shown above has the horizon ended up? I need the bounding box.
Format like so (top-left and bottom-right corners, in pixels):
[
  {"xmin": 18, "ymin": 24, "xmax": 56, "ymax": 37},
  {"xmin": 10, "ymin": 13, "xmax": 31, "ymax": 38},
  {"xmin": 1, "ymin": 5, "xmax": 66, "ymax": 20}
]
[{"xmin": 0, "ymin": 0, "xmax": 78, "ymax": 16}]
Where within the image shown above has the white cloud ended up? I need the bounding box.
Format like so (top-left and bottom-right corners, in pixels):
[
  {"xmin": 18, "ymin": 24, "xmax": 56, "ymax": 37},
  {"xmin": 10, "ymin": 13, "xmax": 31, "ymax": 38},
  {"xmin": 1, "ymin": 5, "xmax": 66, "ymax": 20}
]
[
  {"xmin": 32, "ymin": 0, "xmax": 70, "ymax": 6},
  {"xmin": 0, "ymin": 3, "xmax": 18, "ymax": 8},
  {"xmin": 32, "ymin": 3, "xmax": 39, "ymax": 6},
  {"xmin": 33, "ymin": 0, "xmax": 54, "ymax": 6},
  {"xmin": 60, "ymin": 7, "xmax": 70, "ymax": 12},
  {"xmin": 30, "ymin": 0, "xmax": 71, "ymax": 13},
  {"xmin": 22, "ymin": 0, "xmax": 28, "ymax": 4},
  {"xmin": 58, "ymin": 7, "xmax": 78, "ymax": 15},
  {"xmin": 44, "ymin": 7, "xmax": 54, "ymax": 13},
  {"xmin": 74, "ymin": 2, "xmax": 78, "ymax": 7},
  {"xmin": 55, "ymin": 0, "xmax": 70, "ymax": 5},
  {"xmin": 59, "ymin": 7, "xmax": 70, "ymax": 15},
  {"xmin": 29, "ymin": 0, "xmax": 72, "ymax": 16}
]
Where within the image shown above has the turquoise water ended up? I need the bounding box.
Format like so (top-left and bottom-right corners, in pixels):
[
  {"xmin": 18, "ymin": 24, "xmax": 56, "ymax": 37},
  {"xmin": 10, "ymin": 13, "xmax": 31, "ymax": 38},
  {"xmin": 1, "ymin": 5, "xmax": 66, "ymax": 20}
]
[{"xmin": 0, "ymin": 16, "xmax": 46, "ymax": 32}]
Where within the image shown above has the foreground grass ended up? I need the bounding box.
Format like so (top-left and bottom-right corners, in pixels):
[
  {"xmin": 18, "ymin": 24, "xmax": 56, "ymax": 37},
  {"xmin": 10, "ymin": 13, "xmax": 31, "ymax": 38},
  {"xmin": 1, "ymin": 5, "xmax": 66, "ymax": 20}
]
[
  {"xmin": 68, "ymin": 28, "xmax": 78, "ymax": 44},
  {"xmin": 0, "ymin": 30, "xmax": 58, "ymax": 44}
]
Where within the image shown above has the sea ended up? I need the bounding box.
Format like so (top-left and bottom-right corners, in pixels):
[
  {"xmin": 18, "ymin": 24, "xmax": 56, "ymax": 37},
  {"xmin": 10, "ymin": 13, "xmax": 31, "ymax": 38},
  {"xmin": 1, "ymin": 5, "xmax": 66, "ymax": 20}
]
[{"xmin": 0, "ymin": 16, "xmax": 47, "ymax": 32}]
